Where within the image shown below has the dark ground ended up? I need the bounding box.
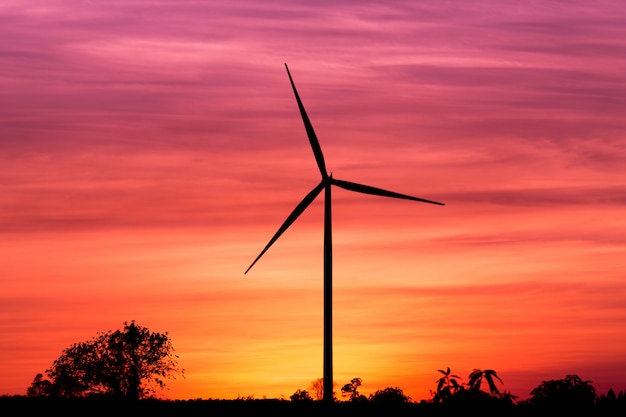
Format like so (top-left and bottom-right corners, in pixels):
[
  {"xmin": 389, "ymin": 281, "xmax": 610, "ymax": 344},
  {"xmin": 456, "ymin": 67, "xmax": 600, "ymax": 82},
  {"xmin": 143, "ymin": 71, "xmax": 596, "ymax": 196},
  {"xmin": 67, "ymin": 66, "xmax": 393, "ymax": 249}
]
[{"xmin": 2, "ymin": 396, "xmax": 624, "ymax": 417}]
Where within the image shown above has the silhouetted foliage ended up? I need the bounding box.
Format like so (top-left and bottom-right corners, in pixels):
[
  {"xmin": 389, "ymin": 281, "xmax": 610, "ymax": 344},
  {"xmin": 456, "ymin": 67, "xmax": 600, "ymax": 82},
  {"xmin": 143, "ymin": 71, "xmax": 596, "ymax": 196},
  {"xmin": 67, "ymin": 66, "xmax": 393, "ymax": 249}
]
[
  {"xmin": 468, "ymin": 368, "xmax": 503, "ymax": 396},
  {"xmin": 432, "ymin": 367, "xmax": 461, "ymax": 403},
  {"xmin": 41, "ymin": 321, "xmax": 182, "ymax": 400},
  {"xmin": 440, "ymin": 385, "xmax": 516, "ymax": 410},
  {"xmin": 4, "ymin": 388, "xmax": 626, "ymax": 417},
  {"xmin": 340, "ymin": 377, "xmax": 367, "ymax": 402},
  {"xmin": 290, "ymin": 389, "xmax": 313, "ymax": 402},
  {"xmin": 309, "ymin": 378, "xmax": 324, "ymax": 401},
  {"xmin": 26, "ymin": 373, "xmax": 53, "ymax": 397},
  {"xmin": 428, "ymin": 366, "xmax": 517, "ymax": 416},
  {"xmin": 596, "ymin": 388, "xmax": 626, "ymax": 415},
  {"xmin": 304, "ymin": 378, "xmax": 336, "ymax": 401},
  {"xmin": 17, "ymin": 357, "xmax": 626, "ymax": 416},
  {"xmin": 523, "ymin": 374, "xmax": 596, "ymax": 412},
  {"xmin": 368, "ymin": 387, "xmax": 410, "ymax": 404}
]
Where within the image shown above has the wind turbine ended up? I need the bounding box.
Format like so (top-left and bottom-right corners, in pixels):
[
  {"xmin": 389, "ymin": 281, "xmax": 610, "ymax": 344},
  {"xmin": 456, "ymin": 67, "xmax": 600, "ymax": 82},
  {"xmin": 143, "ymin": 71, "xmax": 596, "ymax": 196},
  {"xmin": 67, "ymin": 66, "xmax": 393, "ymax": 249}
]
[{"xmin": 245, "ymin": 64, "xmax": 444, "ymax": 404}]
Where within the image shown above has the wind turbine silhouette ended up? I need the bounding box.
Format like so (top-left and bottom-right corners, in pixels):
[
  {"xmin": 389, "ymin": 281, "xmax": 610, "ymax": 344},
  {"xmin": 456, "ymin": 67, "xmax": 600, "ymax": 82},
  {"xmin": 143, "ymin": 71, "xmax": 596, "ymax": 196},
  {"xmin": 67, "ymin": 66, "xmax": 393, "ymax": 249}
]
[{"xmin": 245, "ymin": 64, "xmax": 444, "ymax": 404}]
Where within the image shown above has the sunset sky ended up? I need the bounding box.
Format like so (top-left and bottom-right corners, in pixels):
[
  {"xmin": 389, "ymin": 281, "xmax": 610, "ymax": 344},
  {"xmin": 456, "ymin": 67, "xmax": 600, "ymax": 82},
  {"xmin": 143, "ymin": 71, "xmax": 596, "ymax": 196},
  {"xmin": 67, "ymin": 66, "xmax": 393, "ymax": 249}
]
[{"xmin": 2, "ymin": 0, "xmax": 626, "ymax": 401}]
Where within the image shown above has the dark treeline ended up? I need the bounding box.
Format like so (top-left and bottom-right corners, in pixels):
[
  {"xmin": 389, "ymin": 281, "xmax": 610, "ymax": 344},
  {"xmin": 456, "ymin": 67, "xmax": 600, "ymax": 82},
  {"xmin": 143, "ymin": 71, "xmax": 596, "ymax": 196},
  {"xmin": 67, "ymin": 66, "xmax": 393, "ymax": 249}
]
[{"xmin": 2, "ymin": 394, "xmax": 626, "ymax": 417}]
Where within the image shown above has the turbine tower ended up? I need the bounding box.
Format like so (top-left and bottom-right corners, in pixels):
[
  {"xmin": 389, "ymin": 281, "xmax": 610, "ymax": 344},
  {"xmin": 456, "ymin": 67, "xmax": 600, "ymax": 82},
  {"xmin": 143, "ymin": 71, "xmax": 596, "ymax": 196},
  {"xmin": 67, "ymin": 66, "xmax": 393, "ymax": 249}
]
[{"xmin": 245, "ymin": 64, "xmax": 444, "ymax": 404}]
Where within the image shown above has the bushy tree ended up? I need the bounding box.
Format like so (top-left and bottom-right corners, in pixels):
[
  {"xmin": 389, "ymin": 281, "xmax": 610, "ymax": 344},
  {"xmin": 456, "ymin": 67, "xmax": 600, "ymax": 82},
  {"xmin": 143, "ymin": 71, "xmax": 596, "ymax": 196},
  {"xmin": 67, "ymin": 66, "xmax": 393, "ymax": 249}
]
[
  {"xmin": 290, "ymin": 389, "xmax": 313, "ymax": 402},
  {"xmin": 369, "ymin": 387, "xmax": 410, "ymax": 404},
  {"xmin": 42, "ymin": 321, "xmax": 182, "ymax": 399},
  {"xmin": 309, "ymin": 378, "xmax": 324, "ymax": 401},
  {"xmin": 308, "ymin": 378, "xmax": 336, "ymax": 401},
  {"xmin": 526, "ymin": 374, "xmax": 596, "ymax": 411},
  {"xmin": 26, "ymin": 373, "xmax": 53, "ymax": 397}
]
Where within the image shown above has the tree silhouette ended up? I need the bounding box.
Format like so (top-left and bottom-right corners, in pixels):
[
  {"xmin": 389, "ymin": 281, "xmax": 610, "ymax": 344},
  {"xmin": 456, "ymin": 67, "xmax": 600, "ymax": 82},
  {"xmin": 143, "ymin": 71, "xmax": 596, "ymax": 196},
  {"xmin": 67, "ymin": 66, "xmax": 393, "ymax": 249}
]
[
  {"xmin": 43, "ymin": 321, "xmax": 182, "ymax": 399},
  {"xmin": 26, "ymin": 373, "xmax": 53, "ymax": 397},
  {"xmin": 596, "ymin": 388, "xmax": 626, "ymax": 415},
  {"xmin": 369, "ymin": 387, "xmax": 410, "ymax": 404},
  {"xmin": 290, "ymin": 389, "xmax": 313, "ymax": 402},
  {"xmin": 341, "ymin": 377, "xmax": 366, "ymax": 402},
  {"xmin": 309, "ymin": 378, "xmax": 324, "ymax": 401},
  {"xmin": 526, "ymin": 374, "xmax": 596, "ymax": 411},
  {"xmin": 433, "ymin": 367, "xmax": 462, "ymax": 402},
  {"xmin": 468, "ymin": 369, "xmax": 503, "ymax": 396}
]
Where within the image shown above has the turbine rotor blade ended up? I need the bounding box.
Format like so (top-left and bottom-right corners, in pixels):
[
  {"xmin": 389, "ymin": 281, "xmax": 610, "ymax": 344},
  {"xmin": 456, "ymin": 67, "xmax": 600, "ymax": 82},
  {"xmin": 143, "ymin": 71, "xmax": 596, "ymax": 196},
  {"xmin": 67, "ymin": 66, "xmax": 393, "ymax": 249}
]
[
  {"xmin": 331, "ymin": 178, "xmax": 444, "ymax": 206},
  {"xmin": 245, "ymin": 180, "xmax": 327, "ymax": 274},
  {"xmin": 285, "ymin": 63, "xmax": 328, "ymax": 179}
]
